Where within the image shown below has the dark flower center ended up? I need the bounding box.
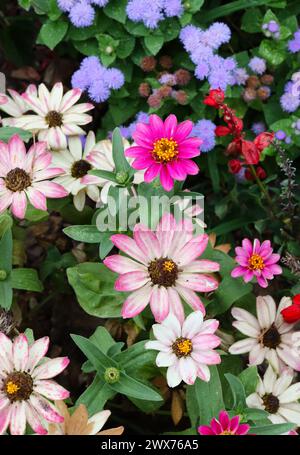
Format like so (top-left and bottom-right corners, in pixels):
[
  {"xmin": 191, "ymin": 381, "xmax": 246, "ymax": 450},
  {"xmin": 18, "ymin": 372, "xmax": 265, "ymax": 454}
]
[
  {"xmin": 263, "ymin": 393, "xmax": 280, "ymax": 414},
  {"xmin": 172, "ymin": 337, "xmax": 193, "ymax": 358},
  {"xmin": 5, "ymin": 168, "xmax": 31, "ymax": 192},
  {"xmin": 262, "ymin": 324, "xmax": 281, "ymax": 348},
  {"xmin": 45, "ymin": 110, "xmax": 63, "ymax": 127},
  {"xmin": 71, "ymin": 160, "xmax": 92, "ymax": 178},
  {"xmin": 3, "ymin": 371, "xmax": 33, "ymax": 402},
  {"xmin": 148, "ymin": 258, "xmax": 178, "ymax": 287}
]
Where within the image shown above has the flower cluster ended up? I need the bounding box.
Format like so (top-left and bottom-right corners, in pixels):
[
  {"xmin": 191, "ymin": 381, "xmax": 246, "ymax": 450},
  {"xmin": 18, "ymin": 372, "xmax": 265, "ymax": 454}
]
[
  {"xmin": 72, "ymin": 56, "xmax": 125, "ymax": 103},
  {"xmin": 198, "ymin": 410, "xmax": 250, "ymax": 435},
  {"xmin": 242, "ymin": 73, "xmax": 273, "ymax": 103},
  {"xmin": 126, "ymin": 0, "xmax": 183, "ymax": 29},
  {"xmin": 192, "ymin": 119, "xmax": 216, "ymax": 153},
  {"xmin": 179, "ymin": 23, "xmax": 242, "ymax": 90},
  {"xmin": 288, "ymin": 28, "xmax": 300, "ymax": 53},
  {"xmin": 57, "ymin": 0, "xmax": 109, "ymax": 28},
  {"xmin": 280, "ymin": 72, "xmax": 300, "ymax": 112},
  {"xmin": 262, "ymin": 20, "xmax": 280, "ymax": 39}
]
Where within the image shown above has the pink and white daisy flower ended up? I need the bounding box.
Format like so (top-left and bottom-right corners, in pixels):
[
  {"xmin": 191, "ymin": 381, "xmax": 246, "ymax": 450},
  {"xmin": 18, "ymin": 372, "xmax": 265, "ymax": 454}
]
[
  {"xmin": 246, "ymin": 365, "xmax": 300, "ymax": 426},
  {"xmin": 229, "ymin": 296, "xmax": 300, "ymax": 373},
  {"xmin": 0, "ymin": 332, "xmax": 70, "ymax": 435},
  {"xmin": 125, "ymin": 114, "xmax": 202, "ymax": 191},
  {"xmin": 0, "ymin": 85, "xmax": 37, "ymax": 124},
  {"xmin": 12, "ymin": 83, "xmax": 94, "ymax": 150},
  {"xmin": 0, "ymin": 135, "xmax": 68, "ymax": 219},
  {"xmin": 198, "ymin": 410, "xmax": 250, "ymax": 435},
  {"xmin": 145, "ymin": 311, "xmax": 221, "ymax": 386},
  {"xmin": 231, "ymin": 238, "xmax": 282, "ymax": 288},
  {"xmin": 104, "ymin": 213, "xmax": 220, "ymax": 322}
]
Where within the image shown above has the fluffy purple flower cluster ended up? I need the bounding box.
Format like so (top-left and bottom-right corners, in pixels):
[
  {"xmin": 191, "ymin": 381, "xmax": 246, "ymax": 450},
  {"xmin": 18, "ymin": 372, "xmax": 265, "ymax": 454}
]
[
  {"xmin": 71, "ymin": 56, "xmax": 125, "ymax": 103},
  {"xmin": 262, "ymin": 20, "xmax": 280, "ymax": 39},
  {"xmin": 280, "ymin": 72, "xmax": 300, "ymax": 113},
  {"xmin": 119, "ymin": 112, "xmax": 150, "ymax": 139},
  {"xmin": 192, "ymin": 119, "xmax": 216, "ymax": 153},
  {"xmin": 126, "ymin": 0, "xmax": 183, "ymax": 29},
  {"xmin": 248, "ymin": 57, "xmax": 266, "ymax": 75},
  {"xmin": 179, "ymin": 23, "xmax": 242, "ymax": 90},
  {"xmin": 252, "ymin": 122, "xmax": 266, "ymax": 135},
  {"xmin": 57, "ymin": 0, "xmax": 109, "ymax": 27},
  {"xmin": 288, "ymin": 29, "xmax": 300, "ymax": 53}
]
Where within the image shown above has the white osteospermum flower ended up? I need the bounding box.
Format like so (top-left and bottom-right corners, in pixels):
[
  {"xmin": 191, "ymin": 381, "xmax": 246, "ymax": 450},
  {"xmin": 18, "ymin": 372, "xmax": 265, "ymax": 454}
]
[
  {"xmin": 0, "ymin": 85, "xmax": 37, "ymax": 123},
  {"xmin": 0, "ymin": 332, "xmax": 70, "ymax": 435},
  {"xmin": 229, "ymin": 296, "xmax": 300, "ymax": 373},
  {"xmin": 82, "ymin": 138, "xmax": 144, "ymax": 204},
  {"xmin": 246, "ymin": 364, "xmax": 300, "ymax": 426},
  {"xmin": 145, "ymin": 311, "xmax": 221, "ymax": 387},
  {"xmin": 11, "ymin": 83, "xmax": 94, "ymax": 150}
]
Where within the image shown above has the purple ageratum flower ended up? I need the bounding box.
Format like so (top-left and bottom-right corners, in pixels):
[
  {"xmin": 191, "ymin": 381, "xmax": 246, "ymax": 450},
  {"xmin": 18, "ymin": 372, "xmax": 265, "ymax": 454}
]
[
  {"xmin": 195, "ymin": 62, "xmax": 210, "ymax": 80},
  {"xmin": 57, "ymin": 0, "xmax": 76, "ymax": 12},
  {"xmin": 280, "ymin": 92, "xmax": 300, "ymax": 113},
  {"xmin": 179, "ymin": 25, "xmax": 203, "ymax": 52},
  {"xmin": 104, "ymin": 68, "xmax": 125, "ymax": 90},
  {"xmin": 192, "ymin": 119, "xmax": 216, "ymax": 153},
  {"xmin": 136, "ymin": 112, "xmax": 150, "ymax": 123},
  {"xmin": 88, "ymin": 79, "xmax": 110, "ymax": 103},
  {"xmin": 69, "ymin": 1, "xmax": 95, "ymax": 27},
  {"xmin": 126, "ymin": 0, "xmax": 183, "ymax": 29},
  {"xmin": 248, "ymin": 57, "xmax": 266, "ymax": 75},
  {"xmin": 288, "ymin": 29, "xmax": 300, "ymax": 53},
  {"xmin": 268, "ymin": 20, "xmax": 280, "ymax": 33},
  {"xmin": 203, "ymin": 22, "xmax": 231, "ymax": 49},
  {"xmin": 90, "ymin": 0, "xmax": 109, "ymax": 5},
  {"xmin": 118, "ymin": 112, "xmax": 150, "ymax": 140},
  {"xmin": 234, "ymin": 68, "xmax": 249, "ymax": 85},
  {"xmin": 275, "ymin": 130, "xmax": 286, "ymax": 141},
  {"xmin": 252, "ymin": 122, "xmax": 266, "ymax": 135},
  {"xmin": 162, "ymin": 0, "xmax": 183, "ymax": 17}
]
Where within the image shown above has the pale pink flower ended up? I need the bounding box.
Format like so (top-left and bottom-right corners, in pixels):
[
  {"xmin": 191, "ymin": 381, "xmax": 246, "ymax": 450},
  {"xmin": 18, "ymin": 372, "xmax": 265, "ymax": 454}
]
[
  {"xmin": 246, "ymin": 364, "xmax": 300, "ymax": 426},
  {"xmin": 229, "ymin": 296, "xmax": 300, "ymax": 373},
  {"xmin": 0, "ymin": 85, "xmax": 37, "ymax": 123},
  {"xmin": 0, "ymin": 332, "xmax": 70, "ymax": 435},
  {"xmin": 0, "ymin": 135, "xmax": 68, "ymax": 219},
  {"xmin": 145, "ymin": 311, "xmax": 221, "ymax": 386},
  {"xmin": 125, "ymin": 114, "xmax": 202, "ymax": 191},
  {"xmin": 231, "ymin": 238, "xmax": 282, "ymax": 288},
  {"xmin": 198, "ymin": 410, "xmax": 250, "ymax": 435},
  {"xmin": 104, "ymin": 213, "xmax": 220, "ymax": 322},
  {"xmin": 11, "ymin": 83, "xmax": 94, "ymax": 150}
]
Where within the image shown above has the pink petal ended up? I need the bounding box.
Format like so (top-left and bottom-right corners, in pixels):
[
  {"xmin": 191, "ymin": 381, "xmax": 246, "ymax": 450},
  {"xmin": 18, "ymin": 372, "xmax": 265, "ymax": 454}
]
[
  {"xmin": 149, "ymin": 114, "xmax": 165, "ymax": 139},
  {"xmin": 30, "ymin": 394, "xmax": 64, "ymax": 423},
  {"xmin": 25, "ymin": 402, "xmax": 47, "ymax": 435},
  {"xmin": 164, "ymin": 114, "xmax": 178, "ymax": 138},
  {"xmin": 231, "ymin": 266, "xmax": 247, "ymax": 278},
  {"xmin": 193, "ymin": 334, "xmax": 221, "ymax": 350},
  {"xmin": 166, "ymin": 161, "xmax": 187, "ymax": 181},
  {"xmin": 26, "ymin": 187, "xmax": 47, "ymax": 211},
  {"xmin": 13, "ymin": 334, "xmax": 29, "ymax": 371},
  {"xmin": 125, "ymin": 145, "xmax": 149, "ymax": 158},
  {"xmin": 174, "ymin": 120, "xmax": 193, "ymax": 142},
  {"xmin": 9, "ymin": 402, "xmax": 26, "ymax": 435},
  {"xmin": 103, "ymin": 255, "xmax": 145, "ymax": 274},
  {"xmin": 198, "ymin": 425, "xmax": 215, "ymax": 435},
  {"xmin": 33, "ymin": 357, "xmax": 70, "ymax": 380},
  {"xmin": 33, "ymin": 181, "xmax": 68, "ymax": 198},
  {"xmin": 8, "ymin": 135, "xmax": 26, "ymax": 168},
  {"xmin": 131, "ymin": 156, "xmax": 154, "ymax": 170},
  {"xmin": 179, "ymin": 159, "xmax": 199, "ymax": 175},
  {"xmin": 183, "ymin": 260, "xmax": 220, "ymax": 273},
  {"xmin": 230, "ymin": 415, "xmax": 240, "ymax": 433},
  {"xmin": 0, "ymin": 406, "xmax": 11, "ymax": 435},
  {"xmin": 110, "ymin": 234, "xmax": 148, "ymax": 264},
  {"xmin": 144, "ymin": 163, "xmax": 162, "ymax": 183},
  {"xmin": 121, "ymin": 284, "xmax": 152, "ymax": 318},
  {"xmin": 160, "ymin": 165, "xmax": 174, "ymax": 191},
  {"xmin": 219, "ymin": 410, "xmax": 230, "ymax": 430},
  {"xmin": 173, "ymin": 233, "xmax": 209, "ymax": 266},
  {"xmin": 175, "ymin": 283, "xmax": 206, "ymax": 314},
  {"xmin": 168, "ymin": 287, "xmax": 185, "ymax": 324},
  {"xmin": 177, "ymin": 273, "xmax": 219, "ymax": 292},
  {"xmin": 264, "ymin": 254, "xmax": 281, "ymax": 265},
  {"xmin": 191, "ymin": 350, "xmax": 221, "ymax": 365},
  {"xmin": 32, "ymin": 151, "xmax": 52, "ymax": 172},
  {"xmin": 115, "ymin": 271, "xmax": 149, "ymax": 292},
  {"xmin": 27, "ymin": 337, "xmax": 50, "ymax": 373},
  {"xmin": 241, "ymin": 238, "xmax": 253, "ymax": 255},
  {"xmin": 60, "ymin": 88, "xmax": 82, "ymax": 112},
  {"xmin": 235, "ymin": 424, "xmax": 250, "ymax": 435},
  {"xmin": 133, "ymin": 224, "xmax": 160, "ymax": 259},
  {"xmin": 150, "ymin": 285, "xmax": 170, "ymax": 322},
  {"xmin": 34, "ymin": 380, "xmax": 70, "ymax": 400}
]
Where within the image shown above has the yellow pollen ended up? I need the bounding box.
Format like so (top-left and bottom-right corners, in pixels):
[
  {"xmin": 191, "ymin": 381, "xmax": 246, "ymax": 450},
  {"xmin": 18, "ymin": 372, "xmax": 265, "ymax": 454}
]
[
  {"xmin": 177, "ymin": 339, "xmax": 192, "ymax": 355},
  {"xmin": 152, "ymin": 138, "xmax": 178, "ymax": 163},
  {"xmin": 220, "ymin": 430, "xmax": 234, "ymax": 435},
  {"xmin": 248, "ymin": 253, "xmax": 265, "ymax": 271},
  {"xmin": 163, "ymin": 260, "xmax": 175, "ymax": 272},
  {"xmin": 6, "ymin": 381, "xmax": 20, "ymax": 395}
]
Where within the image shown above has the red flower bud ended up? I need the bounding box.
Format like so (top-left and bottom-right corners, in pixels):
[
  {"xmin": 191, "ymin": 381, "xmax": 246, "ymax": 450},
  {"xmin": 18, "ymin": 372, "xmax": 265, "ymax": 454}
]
[
  {"xmin": 293, "ymin": 294, "xmax": 300, "ymax": 306},
  {"xmin": 281, "ymin": 304, "xmax": 300, "ymax": 323},
  {"xmin": 203, "ymin": 89, "xmax": 225, "ymax": 108},
  {"xmin": 226, "ymin": 138, "xmax": 242, "ymax": 155},
  {"xmin": 215, "ymin": 125, "xmax": 231, "ymax": 137},
  {"xmin": 256, "ymin": 166, "xmax": 267, "ymax": 180},
  {"xmin": 245, "ymin": 169, "xmax": 254, "ymax": 181},
  {"xmin": 228, "ymin": 159, "xmax": 242, "ymax": 174},
  {"xmin": 241, "ymin": 140, "xmax": 260, "ymax": 165},
  {"xmin": 253, "ymin": 132, "xmax": 274, "ymax": 152}
]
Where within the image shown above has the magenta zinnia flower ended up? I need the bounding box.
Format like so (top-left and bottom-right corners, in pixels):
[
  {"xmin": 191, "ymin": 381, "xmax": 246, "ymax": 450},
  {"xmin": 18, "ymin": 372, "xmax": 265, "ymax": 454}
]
[
  {"xmin": 125, "ymin": 114, "xmax": 202, "ymax": 191},
  {"xmin": 0, "ymin": 135, "xmax": 68, "ymax": 219},
  {"xmin": 198, "ymin": 410, "xmax": 250, "ymax": 435},
  {"xmin": 231, "ymin": 239, "xmax": 282, "ymax": 288},
  {"xmin": 104, "ymin": 213, "xmax": 219, "ymax": 322},
  {"xmin": 0, "ymin": 332, "xmax": 70, "ymax": 435}
]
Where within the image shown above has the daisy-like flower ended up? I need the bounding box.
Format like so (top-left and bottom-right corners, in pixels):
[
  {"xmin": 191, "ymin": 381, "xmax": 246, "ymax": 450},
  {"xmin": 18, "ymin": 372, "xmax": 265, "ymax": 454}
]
[
  {"xmin": 11, "ymin": 83, "xmax": 94, "ymax": 150},
  {"xmin": 0, "ymin": 135, "xmax": 68, "ymax": 219},
  {"xmin": 0, "ymin": 332, "xmax": 70, "ymax": 435},
  {"xmin": 104, "ymin": 213, "xmax": 220, "ymax": 322},
  {"xmin": 229, "ymin": 296, "xmax": 300, "ymax": 372},
  {"xmin": 0, "ymin": 85, "xmax": 37, "ymax": 124},
  {"xmin": 198, "ymin": 410, "xmax": 250, "ymax": 435},
  {"xmin": 125, "ymin": 114, "xmax": 202, "ymax": 191},
  {"xmin": 48, "ymin": 401, "xmax": 124, "ymax": 435},
  {"xmin": 145, "ymin": 311, "xmax": 221, "ymax": 386},
  {"xmin": 231, "ymin": 239, "xmax": 282, "ymax": 288},
  {"xmin": 246, "ymin": 365, "xmax": 300, "ymax": 426}
]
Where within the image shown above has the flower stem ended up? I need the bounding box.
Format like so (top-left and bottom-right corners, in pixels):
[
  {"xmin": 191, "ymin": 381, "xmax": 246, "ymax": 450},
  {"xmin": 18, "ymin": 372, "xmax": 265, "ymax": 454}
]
[{"xmin": 249, "ymin": 164, "xmax": 276, "ymax": 218}]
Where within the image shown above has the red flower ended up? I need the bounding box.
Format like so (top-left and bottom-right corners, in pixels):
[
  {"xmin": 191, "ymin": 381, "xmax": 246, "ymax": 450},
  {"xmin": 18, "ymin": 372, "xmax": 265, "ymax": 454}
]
[
  {"xmin": 293, "ymin": 294, "xmax": 300, "ymax": 305},
  {"xmin": 256, "ymin": 167, "xmax": 267, "ymax": 180},
  {"xmin": 245, "ymin": 169, "xmax": 254, "ymax": 181},
  {"xmin": 226, "ymin": 138, "xmax": 242, "ymax": 155},
  {"xmin": 253, "ymin": 132, "xmax": 274, "ymax": 152},
  {"xmin": 241, "ymin": 140, "xmax": 260, "ymax": 165},
  {"xmin": 228, "ymin": 159, "xmax": 242, "ymax": 174},
  {"xmin": 281, "ymin": 305, "xmax": 300, "ymax": 323},
  {"xmin": 203, "ymin": 89, "xmax": 225, "ymax": 108}
]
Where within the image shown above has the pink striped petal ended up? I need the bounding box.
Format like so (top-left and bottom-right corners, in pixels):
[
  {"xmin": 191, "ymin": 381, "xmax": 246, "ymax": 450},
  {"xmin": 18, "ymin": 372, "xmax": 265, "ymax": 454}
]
[
  {"xmin": 60, "ymin": 88, "xmax": 82, "ymax": 112},
  {"xmin": 164, "ymin": 114, "xmax": 178, "ymax": 138},
  {"xmin": 110, "ymin": 234, "xmax": 148, "ymax": 264},
  {"xmin": 179, "ymin": 356, "xmax": 197, "ymax": 385},
  {"xmin": 0, "ymin": 406, "xmax": 11, "ymax": 435},
  {"xmin": 191, "ymin": 350, "xmax": 221, "ymax": 365},
  {"xmin": 27, "ymin": 337, "xmax": 50, "ymax": 373},
  {"xmin": 8, "ymin": 135, "xmax": 26, "ymax": 168},
  {"xmin": 133, "ymin": 224, "xmax": 160, "ymax": 259},
  {"xmin": 121, "ymin": 283, "xmax": 152, "ymax": 318},
  {"xmin": 26, "ymin": 187, "xmax": 47, "ymax": 211},
  {"xmin": 177, "ymin": 273, "xmax": 218, "ymax": 292},
  {"xmin": 103, "ymin": 255, "xmax": 146, "ymax": 274},
  {"xmin": 168, "ymin": 287, "xmax": 185, "ymax": 324},
  {"xmin": 34, "ymin": 380, "xmax": 70, "ymax": 400},
  {"xmin": 115, "ymin": 271, "xmax": 150, "ymax": 291},
  {"xmin": 193, "ymin": 334, "xmax": 221, "ymax": 350},
  {"xmin": 33, "ymin": 357, "xmax": 70, "ymax": 380},
  {"xmin": 33, "ymin": 181, "xmax": 68, "ymax": 198},
  {"xmin": 30, "ymin": 394, "xmax": 64, "ymax": 423},
  {"xmin": 22, "ymin": 92, "xmax": 46, "ymax": 115},
  {"xmin": 25, "ymin": 402, "xmax": 47, "ymax": 435},
  {"xmin": 175, "ymin": 283, "xmax": 206, "ymax": 314},
  {"xmin": 48, "ymin": 127, "xmax": 67, "ymax": 150},
  {"xmin": 173, "ymin": 233, "xmax": 209, "ymax": 266},
  {"xmin": 13, "ymin": 334, "xmax": 29, "ymax": 371},
  {"xmin": 150, "ymin": 285, "xmax": 170, "ymax": 322},
  {"xmin": 144, "ymin": 163, "xmax": 162, "ymax": 183},
  {"xmin": 10, "ymin": 402, "xmax": 26, "ymax": 435},
  {"xmin": 174, "ymin": 120, "xmax": 193, "ymax": 142},
  {"xmin": 183, "ymin": 260, "xmax": 220, "ymax": 273},
  {"xmin": 0, "ymin": 192, "xmax": 13, "ymax": 213}
]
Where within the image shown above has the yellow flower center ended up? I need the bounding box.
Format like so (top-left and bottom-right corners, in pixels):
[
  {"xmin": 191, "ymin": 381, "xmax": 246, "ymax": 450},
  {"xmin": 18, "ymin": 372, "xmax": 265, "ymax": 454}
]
[
  {"xmin": 162, "ymin": 260, "xmax": 176, "ymax": 272},
  {"xmin": 152, "ymin": 138, "xmax": 178, "ymax": 163},
  {"xmin": 220, "ymin": 430, "xmax": 234, "ymax": 435},
  {"xmin": 6, "ymin": 381, "xmax": 20, "ymax": 395},
  {"xmin": 248, "ymin": 253, "xmax": 265, "ymax": 271},
  {"xmin": 172, "ymin": 337, "xmax": 193, "ymax": 357}
]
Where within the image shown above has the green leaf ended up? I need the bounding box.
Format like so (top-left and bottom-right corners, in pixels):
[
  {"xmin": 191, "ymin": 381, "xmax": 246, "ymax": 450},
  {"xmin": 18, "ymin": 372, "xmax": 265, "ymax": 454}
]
[
  {"xmin": 111, "ymin": 372, "xmax": 162, "ymax": 402},
  {"xmin": 99, "ymin": 233, "xmax": 114, "ymax": 260},
  {"xmin": 200, "ymin": 0, "xmax": 278, "ymax": 23},
  {"xmin": 0, "ymin": 214, "xmax": 13, "ymax": 238},
  {"xmin": 259, "ymin": 39, "xmax": 287, "ymax": 66},
  {"xmin": 112, "ymin": 127, "xmax": 130, "ymax": 173},
  {"xmin": 187, "ymin": 0, "xmax": 204, "ymax": 13},
  {"xmin": 241, "ymin": 8, "xmax": 264, "ymax": 32},
  {"xmin": 244, "ymin": 408, "xmax": 269, "ymax": 421},
  {"xmin": 225, "ymin": 373, "xmax": 247, "ymax": 409},
  {"xmin": 116, "ymin": 36, "xmax": 136, "ymax": 58},
  {"xmin": 0, "ymin": 127, "xmax": 32, "ymax": 143},
  {"xmin": 250, "ymin": 423, "xmax": 295, "ymax": 435},
  {"xmin": 71, "ymin": 334, "xmax": 117, "ymax": 372},
  {"xmin": 67, "ymin": 263, "xmax": 125, "ymax": 318},
  {"xmin": 239, "ymin": 366, "xmax": 259, "ymax": 397},
  {"xmin": 39, "ymin": 19, "xmax": 68, "ymax": 50},
  {"xmin": 63, "ymin": 225, "xmax": 103, "ymax": 244},
  {"xmin": 73, "ymin": 39, "xmax": 99, "ymax": 56},
  {"xmin": 144, "ymin": 35, "xmax": 164, "ymax": 55},
  {"xmin": 186, "ymin": 366, "xmax": 224, "ymax": 427},
  {"xmin": 76, "ymin": 375, "xmax": 116, "ymax": 415},
  {"xmin": 104, "ymin": 0, "xmax": 127, "ymax": 24},
  {"xmin": 88, "ymin": 169, "xmax": 118, "ymax": 183},
  {"xmin": 18, "ymin": 0, "xmax": 31, "ymax": 10},
  {"xmin": 11, "ymin": 268, "xmax": 43, "ymax": 292},
  {"xmin": 115, "ymin": 341, "xmax": 157, "ymax": 374}
]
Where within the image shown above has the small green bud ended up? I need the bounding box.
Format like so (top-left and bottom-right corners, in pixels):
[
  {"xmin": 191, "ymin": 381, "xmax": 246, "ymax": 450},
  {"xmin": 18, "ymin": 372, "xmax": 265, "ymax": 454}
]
[
  {"xmin": 106, "ymin": 46, "xmax": 114, "ymax": 55},
  {"xmin": 104, "ymin": 367, "xmax": 120, "ymax": 384},
  {"xmin": 184, "ymin": 1, "xmax": 191, "ymax": 9},
  {"xmin": 0, "ymin": 270, "xmax": 7, "ymax": 281},
  {"xmin": 116, "ymin": 171, "xmax": 129, "ymax": 184}
]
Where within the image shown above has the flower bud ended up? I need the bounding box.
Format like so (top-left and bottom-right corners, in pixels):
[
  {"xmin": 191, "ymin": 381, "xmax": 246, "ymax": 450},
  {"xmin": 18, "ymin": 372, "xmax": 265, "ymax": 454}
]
[{"xmin": 104, "ymin": 367, "xmax": 120, "ymax": 384}]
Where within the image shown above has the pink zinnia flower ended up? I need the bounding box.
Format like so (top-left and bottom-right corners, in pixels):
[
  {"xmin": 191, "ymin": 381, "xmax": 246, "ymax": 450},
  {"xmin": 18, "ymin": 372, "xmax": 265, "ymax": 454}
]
[
  {"xmin": 0, "ymin": 332, "xmax": 70, "ymax": 435},
  {"xmin": 231, "ymin": 239, "xmax": 282, "ymax": 288},
  {"xmin": 125, "ymin": 114, "xmax": 202, "ymax": 191},
  {"xmin": 198, "ymin": 410, "xmax": 250, "ymax": 435},
  {"xmin": 145, "ymin": 311, "xmax": 221, "ymax": 386},
  {"xmin": 0, "ymin": 135, "xmax": 68, "ymax": 219},
  {"xmin": 104, "ymin": 213, "xmax": 220, "ymax": 322}
]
